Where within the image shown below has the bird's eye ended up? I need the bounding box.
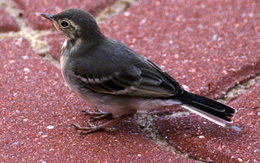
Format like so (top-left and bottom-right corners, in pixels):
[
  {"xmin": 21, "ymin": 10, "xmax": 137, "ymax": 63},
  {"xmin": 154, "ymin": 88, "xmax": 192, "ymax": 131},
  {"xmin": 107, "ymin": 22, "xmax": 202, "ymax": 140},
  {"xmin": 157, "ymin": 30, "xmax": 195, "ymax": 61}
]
[{"xmin": 60, "ymin": 20, "xmax": 69, "ymax": 28}]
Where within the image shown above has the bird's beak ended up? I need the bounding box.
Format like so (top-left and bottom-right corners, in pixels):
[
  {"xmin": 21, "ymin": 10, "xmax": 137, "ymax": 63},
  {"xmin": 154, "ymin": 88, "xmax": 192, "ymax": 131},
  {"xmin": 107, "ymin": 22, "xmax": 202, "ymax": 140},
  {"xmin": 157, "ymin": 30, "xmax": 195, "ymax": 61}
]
[
  {"xmin": 41, "ymin": 13, "xmax": 55, "ymax": 21},
  {"xmin": 41, "ymin": 13, "xmax": 61, "ymax": 32}
]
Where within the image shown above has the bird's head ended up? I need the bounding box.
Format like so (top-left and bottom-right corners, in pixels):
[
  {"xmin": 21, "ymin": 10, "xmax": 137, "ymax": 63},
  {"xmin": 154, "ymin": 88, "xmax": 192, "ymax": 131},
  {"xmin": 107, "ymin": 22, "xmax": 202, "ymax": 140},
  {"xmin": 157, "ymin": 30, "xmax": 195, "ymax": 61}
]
[{"xmin": 41, "ymin": 9, "xmax": 104, "ymax": 41}]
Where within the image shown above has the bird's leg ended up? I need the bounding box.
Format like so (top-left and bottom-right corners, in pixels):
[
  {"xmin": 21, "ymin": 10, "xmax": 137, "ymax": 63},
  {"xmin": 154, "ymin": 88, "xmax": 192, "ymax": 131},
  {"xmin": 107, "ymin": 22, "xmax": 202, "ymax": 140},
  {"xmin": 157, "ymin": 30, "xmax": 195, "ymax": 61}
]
[
  {"xmin": 71, "ymin": 112, "xmax": 135, "ymax": 134},
  {"xmin": 81, "ymin": 109, "xmax": 113, "ymax": 121}
]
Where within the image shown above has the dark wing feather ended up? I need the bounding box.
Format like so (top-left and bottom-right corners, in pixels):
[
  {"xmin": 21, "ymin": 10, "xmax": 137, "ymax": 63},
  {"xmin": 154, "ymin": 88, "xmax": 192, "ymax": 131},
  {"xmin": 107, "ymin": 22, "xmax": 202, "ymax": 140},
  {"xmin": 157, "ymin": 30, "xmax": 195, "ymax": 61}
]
[
  {"xmin": 145, "ymin": 59, "xmax": 183, "ymax": 95},
  {"xmin": 74, "ymin": 64, "xmax": 178, "ymax": 97}
]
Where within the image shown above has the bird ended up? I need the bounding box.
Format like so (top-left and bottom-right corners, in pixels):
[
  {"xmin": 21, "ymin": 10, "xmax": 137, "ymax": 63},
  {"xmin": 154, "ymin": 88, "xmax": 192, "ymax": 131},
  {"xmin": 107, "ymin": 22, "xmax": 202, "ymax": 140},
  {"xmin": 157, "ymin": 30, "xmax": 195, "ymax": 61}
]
[{"xmin": 41, "ymin": 8, "xmax": 235, "ymax": 134}]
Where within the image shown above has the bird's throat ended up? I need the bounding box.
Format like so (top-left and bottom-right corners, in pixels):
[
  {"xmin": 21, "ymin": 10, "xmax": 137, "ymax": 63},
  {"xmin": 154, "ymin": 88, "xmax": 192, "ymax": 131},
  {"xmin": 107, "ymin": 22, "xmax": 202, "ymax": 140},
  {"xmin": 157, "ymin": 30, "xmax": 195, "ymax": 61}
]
[{"xmin": 61, "ymin": 38, "xmax": 82, "ymax": 57}]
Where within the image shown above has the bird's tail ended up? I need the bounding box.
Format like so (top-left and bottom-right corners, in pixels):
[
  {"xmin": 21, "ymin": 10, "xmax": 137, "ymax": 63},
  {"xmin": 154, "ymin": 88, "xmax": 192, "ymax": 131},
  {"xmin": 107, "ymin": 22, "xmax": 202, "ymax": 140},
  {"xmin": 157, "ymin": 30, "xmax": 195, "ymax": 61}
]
[{"xmin": 177, "ymin": 91, "xmax": 235, "ymax": 127}]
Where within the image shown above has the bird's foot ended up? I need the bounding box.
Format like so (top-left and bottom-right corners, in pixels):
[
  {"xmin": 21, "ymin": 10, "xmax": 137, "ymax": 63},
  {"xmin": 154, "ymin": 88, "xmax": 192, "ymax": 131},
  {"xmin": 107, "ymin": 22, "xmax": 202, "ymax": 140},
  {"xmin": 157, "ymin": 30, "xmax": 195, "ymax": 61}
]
[
  {"xmin": 71, "ymin": 120, "xmax": 116, "ymax": 134},
  {"xmin": 71, "ymin": 113, "xmax": 135, "ymax": 134},
  {"xmin": 81, "ymin": 109, "xmax": 113, "ymax": 121}
]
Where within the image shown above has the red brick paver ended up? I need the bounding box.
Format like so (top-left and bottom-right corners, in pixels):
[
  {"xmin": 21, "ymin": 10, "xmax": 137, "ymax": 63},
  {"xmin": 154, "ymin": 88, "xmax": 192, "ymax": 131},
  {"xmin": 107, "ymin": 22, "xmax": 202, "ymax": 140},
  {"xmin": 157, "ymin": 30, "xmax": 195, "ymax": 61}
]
[
  {"xmin": 0, "ymin": 38, "xmax": 195, "ymax": 162},
  {"xmin": 0, "ymin": 8, "xmax": 20, "ymax": 32},
  {"xmin": 157, "ymin": 84, "xmax": 260, "ymax": 163},
  {"xmin": 44, "ymin": 32, "xmax": 63, "ymax": 60},
  {"xmin": 14, "ymin": 0, "xmax": 117, "ymax": 29},
  {"xmin": 0, "ymin": 0, "xmax": 259, "ymax": 162}
]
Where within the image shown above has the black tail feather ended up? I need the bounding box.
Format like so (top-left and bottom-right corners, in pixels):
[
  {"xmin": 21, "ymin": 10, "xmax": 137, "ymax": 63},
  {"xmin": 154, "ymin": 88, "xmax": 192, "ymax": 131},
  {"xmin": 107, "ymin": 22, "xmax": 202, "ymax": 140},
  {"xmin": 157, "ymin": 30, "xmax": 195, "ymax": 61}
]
[{"xmin": 177, "ymin": 91, "xmax": 235, "ymax": 126}]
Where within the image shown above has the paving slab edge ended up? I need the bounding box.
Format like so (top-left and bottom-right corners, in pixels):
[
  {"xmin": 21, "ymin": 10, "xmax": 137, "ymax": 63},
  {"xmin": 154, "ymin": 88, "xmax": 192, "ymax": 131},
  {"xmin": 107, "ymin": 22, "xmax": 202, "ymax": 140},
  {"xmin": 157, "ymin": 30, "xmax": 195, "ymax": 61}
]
[
  {"xmin": 219, "ymin": 75, "xmax": 260, "ymax": 103},
  {"xmin": 96, "ymin": 0, "xmax": 140, "ymax": 22}
]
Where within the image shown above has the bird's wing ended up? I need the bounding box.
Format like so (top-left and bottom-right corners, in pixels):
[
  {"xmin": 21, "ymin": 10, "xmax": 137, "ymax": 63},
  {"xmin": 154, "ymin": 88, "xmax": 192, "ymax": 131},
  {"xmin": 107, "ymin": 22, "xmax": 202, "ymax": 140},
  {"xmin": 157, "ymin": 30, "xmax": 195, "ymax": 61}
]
[
  {"xmin": 144, "ymin": 58, "xmax": 183, "ymax": 93},
  {"xmin": 73, "ymin": 59, "xmax": 182, "ymax": 98}
]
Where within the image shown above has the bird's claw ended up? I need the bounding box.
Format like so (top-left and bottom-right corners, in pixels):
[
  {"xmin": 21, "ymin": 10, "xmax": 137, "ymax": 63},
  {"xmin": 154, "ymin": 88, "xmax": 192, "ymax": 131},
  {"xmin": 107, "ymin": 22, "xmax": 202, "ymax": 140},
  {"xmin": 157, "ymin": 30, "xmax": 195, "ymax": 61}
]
[
  {"xmin": 71, "ymin": 112, "xmax": 134, "ymax": 134},
  {"xmin": 81, "ymin": 110, "xmax": 113, "ymax": 121},
  {"xmin": 85, "ymin": 119, "xmax": 96, "ymax": 127},
  {"xmin": 71, "ymin": 123, "xmax": 104, "ymax": 134},
  {"xmin": 71, "ymin": 121, "xmax": 116, "ymax": 134}
]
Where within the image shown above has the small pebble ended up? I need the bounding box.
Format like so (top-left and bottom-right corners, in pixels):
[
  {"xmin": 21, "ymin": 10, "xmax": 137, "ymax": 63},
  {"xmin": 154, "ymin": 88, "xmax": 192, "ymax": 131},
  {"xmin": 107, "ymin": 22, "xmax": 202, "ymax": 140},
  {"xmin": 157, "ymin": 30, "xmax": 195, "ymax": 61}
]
[
  {"xmin": 124, "ymin": 12, "xmax": 130, "ymax": 16},
  {"xmin": 212, "ymin": 34, "xmax": 218, "ymax": 41},
  {"xmin": 23, "ymin": 67, "xmax": 30, "ymax": 72},
  {"xmin": 174, "ymin": 54, "xmax": 179, "ymax": 59},
  {"xmin": 22, "ymin": 56, "xmax": 29, "ymax": 60},
  {"xmin": 46, "ymin": 125, "xmax": 55, "ymax": 130},
  {"xmin": 231, "ymin": 125, "xmax": 241, "ymax": 132},
  {"xmin": 41, "ymin": 135, "xmax": 48, "ymax": 138},
  {"xmin": 38, "ymin": 131, "xmax": 43, "ymax": 135},
  {"xmin": 11, "ymin": 141, "xmax": 19, "ymax": 146},
  {"xmin": 162, "ymin": 53, "xmax": 167, "ymax": 57}
]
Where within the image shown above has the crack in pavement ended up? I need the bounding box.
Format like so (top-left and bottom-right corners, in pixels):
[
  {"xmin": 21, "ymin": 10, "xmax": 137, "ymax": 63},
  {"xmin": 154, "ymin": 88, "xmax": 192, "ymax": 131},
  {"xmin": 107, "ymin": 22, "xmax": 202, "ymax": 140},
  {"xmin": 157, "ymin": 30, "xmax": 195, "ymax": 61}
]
[
  {"xmin": 218, "ymin": 75, "xmax": 260, "ymax": 104},
  {"xmin": 96, "ymin": 0, "xmax": 140, "ymax": 22},
  {"xmin": 0, "ymin": 0, "xmax": 51, "ymax": 56}
]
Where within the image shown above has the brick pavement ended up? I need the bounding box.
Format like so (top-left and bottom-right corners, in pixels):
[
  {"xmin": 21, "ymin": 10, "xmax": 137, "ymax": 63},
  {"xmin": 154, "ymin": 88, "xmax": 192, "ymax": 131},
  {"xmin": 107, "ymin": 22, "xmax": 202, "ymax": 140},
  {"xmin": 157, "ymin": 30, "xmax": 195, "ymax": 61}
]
[
  {"xmin": 0, "ymin": 8, "xmax": 19, "ymax": 32},
  {"xmin": 0, "ymin": 0, "xmax": 259, "ymax": 162}
]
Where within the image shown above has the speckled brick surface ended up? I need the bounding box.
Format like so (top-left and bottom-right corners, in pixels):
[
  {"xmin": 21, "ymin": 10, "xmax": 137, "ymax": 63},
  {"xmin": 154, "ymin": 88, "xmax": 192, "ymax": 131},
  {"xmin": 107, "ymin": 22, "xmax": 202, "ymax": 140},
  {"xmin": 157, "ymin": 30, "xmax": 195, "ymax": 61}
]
[
  {"xmin": 44, "ymin": 32, "xmax": 63, "ymax": 60},
  {"xmin": 156, "ymin": 84, "xmax": 260, "ymax": 163},
  {"xmin": 13, "ymin": 0, "xmax": 117, "ymax": 29},
  {"xmin": 0, "ymin": 0, "xmax": 259, "ymax": 162},
  {"xmin": 0, "ymin": 8, "xmax": 20, "ymax": 32},
  {"xmin": 0, "ymin": 39, "xmax": 195, "ymax": 162}
]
